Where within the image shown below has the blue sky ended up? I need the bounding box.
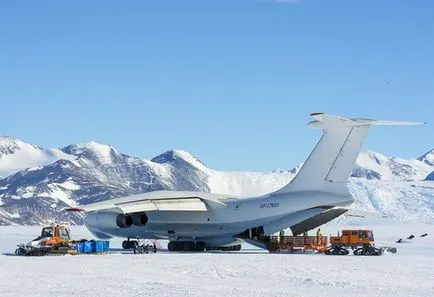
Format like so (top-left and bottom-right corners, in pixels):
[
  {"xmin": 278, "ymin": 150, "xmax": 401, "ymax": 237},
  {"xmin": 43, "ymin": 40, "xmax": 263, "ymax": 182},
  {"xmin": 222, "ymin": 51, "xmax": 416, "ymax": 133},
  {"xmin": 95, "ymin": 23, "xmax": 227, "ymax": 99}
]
[{"xmin": 1, "ymin": 0, "xmax": 433, "ymax": 171}]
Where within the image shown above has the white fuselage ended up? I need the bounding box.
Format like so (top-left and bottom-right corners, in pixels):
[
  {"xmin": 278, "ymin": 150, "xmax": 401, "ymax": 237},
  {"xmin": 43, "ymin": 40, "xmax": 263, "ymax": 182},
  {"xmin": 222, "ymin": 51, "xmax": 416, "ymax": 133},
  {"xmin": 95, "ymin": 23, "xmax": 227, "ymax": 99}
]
[{"xmin": 85, "ymin": 189, "xmax": 353, "ymax": 246}]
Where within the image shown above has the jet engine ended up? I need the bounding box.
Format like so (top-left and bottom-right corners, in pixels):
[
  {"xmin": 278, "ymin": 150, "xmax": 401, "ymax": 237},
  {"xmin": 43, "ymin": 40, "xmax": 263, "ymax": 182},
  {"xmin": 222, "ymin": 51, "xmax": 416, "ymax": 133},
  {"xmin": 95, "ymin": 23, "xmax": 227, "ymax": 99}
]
[
  {"xmin": 85, "ymin": 211, "xmax": 149, "ymax": 230},
  {"xmin": 116, "ymin": 213, "xmax": 133, "ymax": 228},
  {"xmin": 131, "ymin": 212, "xmax": 148, "ymax": 226},
  {"xmin": 85, "ymin": 211, "xmax": 131, "ymax": 229}
]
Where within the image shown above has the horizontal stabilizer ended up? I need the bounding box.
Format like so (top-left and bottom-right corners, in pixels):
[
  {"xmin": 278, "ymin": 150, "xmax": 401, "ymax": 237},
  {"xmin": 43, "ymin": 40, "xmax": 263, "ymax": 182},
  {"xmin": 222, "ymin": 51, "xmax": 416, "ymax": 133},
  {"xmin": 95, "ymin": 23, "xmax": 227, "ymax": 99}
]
[{"xmin": 308, "ymin": 113, "xmax": 425, "ymax": 129}]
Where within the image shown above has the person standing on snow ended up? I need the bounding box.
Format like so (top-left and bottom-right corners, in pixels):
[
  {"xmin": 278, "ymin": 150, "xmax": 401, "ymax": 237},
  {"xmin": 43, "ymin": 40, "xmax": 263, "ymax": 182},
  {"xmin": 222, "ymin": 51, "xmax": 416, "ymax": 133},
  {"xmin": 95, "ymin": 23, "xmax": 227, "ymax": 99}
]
[
  {"xmin": 279, "ymin": 229, "xmax": 285, "ymax": 243},
  {"xmin": 303, "ymin": 230, "xmax": 308, "ymax": 244},
  {"xmin": 316, "ymin": 228, "xmax": 322, "ymax": 245}
]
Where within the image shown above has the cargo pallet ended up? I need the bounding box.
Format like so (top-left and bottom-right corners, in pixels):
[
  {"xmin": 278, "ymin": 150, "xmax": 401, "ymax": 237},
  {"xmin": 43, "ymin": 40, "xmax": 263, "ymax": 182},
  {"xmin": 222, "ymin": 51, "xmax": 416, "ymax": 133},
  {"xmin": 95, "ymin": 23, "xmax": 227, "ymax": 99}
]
[{"xmin": 269, "ymin": 236, "xmax": 328, "ymax": 253}]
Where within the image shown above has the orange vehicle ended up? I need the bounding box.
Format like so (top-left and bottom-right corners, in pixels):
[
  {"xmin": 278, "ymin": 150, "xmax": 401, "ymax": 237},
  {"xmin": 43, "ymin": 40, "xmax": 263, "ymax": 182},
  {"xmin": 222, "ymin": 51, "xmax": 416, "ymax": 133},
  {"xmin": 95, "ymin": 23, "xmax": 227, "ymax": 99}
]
[
  {"xmin": 325, "ymin": 229, "xmax": 382, "ymax": 256},
  {"xmin": 34, "ymin": 225, "xmax": 71, "ymax": 246},
  {"xmin": 30, "ymin": 225, "xmax": 76, "ymax": 254},
  {"xmin": 15, "ymin": 225, "xmax": 77, "ymax": 256}
]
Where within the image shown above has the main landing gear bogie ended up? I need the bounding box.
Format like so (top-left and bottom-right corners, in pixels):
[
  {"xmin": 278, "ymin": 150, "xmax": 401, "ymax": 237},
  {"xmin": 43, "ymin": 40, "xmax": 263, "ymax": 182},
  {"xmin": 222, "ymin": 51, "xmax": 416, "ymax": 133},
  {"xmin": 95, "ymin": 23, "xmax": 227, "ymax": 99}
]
[
  {"xmin": 205, "ymin": 244, "xmax": 242, "ymax": 252},
  {"xmin": 168, "ymin": 241, "xmax": 205, "ymax": 252},
  {"xmin": 122, "ymin": 239, "xmax": 139, "ymax": 249},
  {"xmin": 167, "ymin": 242, "xmax": 242, "ymax": 252}
]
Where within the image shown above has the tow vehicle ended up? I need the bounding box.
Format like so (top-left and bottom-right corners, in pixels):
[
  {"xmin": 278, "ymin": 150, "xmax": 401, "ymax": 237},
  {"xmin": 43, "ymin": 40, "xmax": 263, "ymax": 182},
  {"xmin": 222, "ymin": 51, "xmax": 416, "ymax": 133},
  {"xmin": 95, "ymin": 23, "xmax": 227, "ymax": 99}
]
[
  {"xmin": 268, "ymin": 229, "xmax": 396, "ymax": 256},
  {"xmin": 15, "ymin": 225, "xmax": 110, "ymax": 256},
  {"xmin": 325, "ymin": 229, "xmax": 391, "ymax": 256}
]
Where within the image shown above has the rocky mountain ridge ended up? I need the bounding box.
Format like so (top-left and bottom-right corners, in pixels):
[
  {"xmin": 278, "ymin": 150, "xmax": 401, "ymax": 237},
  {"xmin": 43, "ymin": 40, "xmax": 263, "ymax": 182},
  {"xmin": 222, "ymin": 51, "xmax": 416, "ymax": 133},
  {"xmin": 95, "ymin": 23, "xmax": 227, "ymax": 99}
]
[{"xmin": 0, "ymin": 136, "xmax": 433, "ymax": 225}]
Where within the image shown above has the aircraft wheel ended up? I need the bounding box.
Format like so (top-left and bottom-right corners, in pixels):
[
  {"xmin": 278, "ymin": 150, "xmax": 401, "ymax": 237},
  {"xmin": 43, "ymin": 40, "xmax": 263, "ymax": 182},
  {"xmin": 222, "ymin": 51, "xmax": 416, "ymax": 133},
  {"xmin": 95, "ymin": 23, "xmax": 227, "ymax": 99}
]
[
  {"xmin": 168, "ymin": 241, "xmax": 179, "ymax": 252},
  {"xmin": 232, "ymin": 244, "xmax": 242, "ymax": 251},
  {"xmin": 168, "ymin": 241, "xmax": 205, "ymax": 252},
  {"xmin": 122, "ymin": 240, "xmax": 138, "ymax": 249}
]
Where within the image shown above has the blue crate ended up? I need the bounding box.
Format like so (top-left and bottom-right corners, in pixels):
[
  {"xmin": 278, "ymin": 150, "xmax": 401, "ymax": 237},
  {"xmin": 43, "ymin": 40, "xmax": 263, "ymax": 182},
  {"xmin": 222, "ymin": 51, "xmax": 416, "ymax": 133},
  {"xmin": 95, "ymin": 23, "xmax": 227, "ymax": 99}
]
[
  {"xmin": 83, "ymin": 241, "xmax": 92, "ymax": 253},
  {"xmin": 104, "ymin": 241, "xmax": 110, "ymax": 252},
  {"xmin": 91, "ymin": 241, "xmax": 105, "ymax": 253},
  {"xmin": 75, "ymin": 242, "xmax": 84, "ymax": 253},
  {"xmin": 75, "ymin": 240, "xmax": 110, "ymax": 254}
]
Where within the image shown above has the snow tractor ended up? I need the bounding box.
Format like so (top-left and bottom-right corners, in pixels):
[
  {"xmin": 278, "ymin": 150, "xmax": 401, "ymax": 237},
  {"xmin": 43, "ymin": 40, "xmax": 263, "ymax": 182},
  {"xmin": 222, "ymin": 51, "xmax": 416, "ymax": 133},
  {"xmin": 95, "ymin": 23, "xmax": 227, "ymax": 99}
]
[
  {"xmin": 15, "ymin": 225, "xmax": 77, "ymax": 256},
  {"xmin": 325, "ymin": 229, "xmax": 383, "ymax": 256}
]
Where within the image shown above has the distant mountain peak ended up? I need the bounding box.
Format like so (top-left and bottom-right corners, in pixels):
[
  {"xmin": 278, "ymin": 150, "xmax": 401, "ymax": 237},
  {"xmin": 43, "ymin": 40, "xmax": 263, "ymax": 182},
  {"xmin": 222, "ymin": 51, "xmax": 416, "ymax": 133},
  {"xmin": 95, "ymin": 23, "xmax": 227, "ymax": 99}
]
[
  {"xmin": 361, "ymin": 150, "xmax": 388, "ymax": 164},
  {"xmin": 62, "ymin": 141, "xmax": 118, "ymax": 165},
  {"xmin": 354, "ymin": 150, "xmax": 433, "ymax": 181},
  {"xmin": 0, "ymin": 135, "xmax": 19, "ymax": 142},
  {"xmin": 63, "ymin": 141, "xmax": 117, "ymax": 152},
  {"xmin": 0, "ymin": 136, "xmax": 28, "ymax": 156},
  {"xmin": 418, "ymin": 149, "xmax": 434, "ymax": 166},
  {"xmin": 151, "ymin": 149, "xmax": 208, "ymax": 170},
  {"xmin": 0, "ymin": 137, "xmax": 77, "ymax": 178}
]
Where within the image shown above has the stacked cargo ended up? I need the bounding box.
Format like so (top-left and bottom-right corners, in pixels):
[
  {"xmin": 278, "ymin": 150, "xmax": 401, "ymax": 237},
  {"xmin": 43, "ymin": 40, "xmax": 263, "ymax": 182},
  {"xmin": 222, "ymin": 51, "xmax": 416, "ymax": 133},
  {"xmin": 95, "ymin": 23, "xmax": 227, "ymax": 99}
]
[
  {"xmin": 269, "ymin": 236, "xmax": 328, "ymax": 253},
  {"xmin": 75, "ymin": 240, "xmax": 110, "ymax": 254}
]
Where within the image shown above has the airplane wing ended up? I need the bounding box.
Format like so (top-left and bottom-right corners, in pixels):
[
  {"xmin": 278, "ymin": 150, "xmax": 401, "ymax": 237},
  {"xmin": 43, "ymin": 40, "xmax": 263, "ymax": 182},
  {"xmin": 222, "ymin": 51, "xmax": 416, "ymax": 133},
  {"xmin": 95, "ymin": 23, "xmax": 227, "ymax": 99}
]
[{"xmin": 66, "ymin": 191, "xmax": 228, "ymax": 213}]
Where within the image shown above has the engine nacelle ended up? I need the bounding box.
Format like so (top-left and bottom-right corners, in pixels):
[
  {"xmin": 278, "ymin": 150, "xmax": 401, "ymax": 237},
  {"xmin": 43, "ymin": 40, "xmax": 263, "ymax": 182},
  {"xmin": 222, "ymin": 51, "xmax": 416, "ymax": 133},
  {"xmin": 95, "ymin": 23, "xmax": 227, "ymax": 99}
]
[
  {"xmin": 85, "ymin": 211, "xmax": 133, "ymax": 230},
  {"xmin": 116, "ymin": 213, "xmax": 134, "ymax": 228},
  {"xmin": 131, "ymin": 212, "xmax": 148, "ymax": 226},
  {"xmin": 85, "ymin": 211, "xmax": 149, "ymax": 230}
]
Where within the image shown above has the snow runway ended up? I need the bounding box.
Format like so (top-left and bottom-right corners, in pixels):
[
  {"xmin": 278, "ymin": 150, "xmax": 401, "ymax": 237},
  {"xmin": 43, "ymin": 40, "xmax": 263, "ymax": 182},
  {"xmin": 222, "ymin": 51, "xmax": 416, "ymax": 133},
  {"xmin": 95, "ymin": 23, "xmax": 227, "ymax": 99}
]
[{"xmin": 1, "ymin": 223, "xmax": 433, "ymax": 297}]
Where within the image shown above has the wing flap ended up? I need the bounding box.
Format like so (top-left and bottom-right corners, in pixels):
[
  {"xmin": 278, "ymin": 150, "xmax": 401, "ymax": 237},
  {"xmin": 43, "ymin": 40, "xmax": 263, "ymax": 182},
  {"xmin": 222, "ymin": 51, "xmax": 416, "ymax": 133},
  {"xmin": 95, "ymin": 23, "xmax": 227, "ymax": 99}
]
[
  {"xmin": 153, "ymin": 198, "xmax": 207, "ymax": 211},
  {"xmin": 116, "ymin": 197, "xmax": 207, "ymax": 213},
  {"xmin": 116, "ymin": 200, "xmax": 158, "ymax": 213}
]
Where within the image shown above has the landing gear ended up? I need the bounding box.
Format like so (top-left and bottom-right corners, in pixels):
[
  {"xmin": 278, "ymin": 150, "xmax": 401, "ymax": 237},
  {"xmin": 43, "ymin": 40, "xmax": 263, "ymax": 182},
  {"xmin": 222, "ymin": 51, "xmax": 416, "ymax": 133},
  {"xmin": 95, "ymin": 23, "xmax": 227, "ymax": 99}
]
[
  {"xmin": 206, "ymin": 244, "xmax": 242, "ymax": 251},
  {"xmin": 134, "ymin": 243, "xmax": 157, "ymax": 254},
  {"xmin": 167, "ymin": 241, "xmax": 205, "ymax": 252},
  {"xmin": 324, "ymin": 245, "xmax": 349, "ymax": 255},
  {"xmin": 353, "ymin": 245, "xmax": 382, "ymax": 256},
  {"xmin": 122, "ymin": 238, "xmax": 139, "ymax": 249}
]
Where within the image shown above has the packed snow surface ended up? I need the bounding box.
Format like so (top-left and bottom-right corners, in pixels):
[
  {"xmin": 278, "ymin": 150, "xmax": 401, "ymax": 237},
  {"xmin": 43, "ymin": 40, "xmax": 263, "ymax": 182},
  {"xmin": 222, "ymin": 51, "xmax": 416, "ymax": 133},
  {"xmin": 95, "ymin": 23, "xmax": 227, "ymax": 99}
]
[{"xmin": 1, "ymin": 221, "xmax": 433, "ymax": 297}]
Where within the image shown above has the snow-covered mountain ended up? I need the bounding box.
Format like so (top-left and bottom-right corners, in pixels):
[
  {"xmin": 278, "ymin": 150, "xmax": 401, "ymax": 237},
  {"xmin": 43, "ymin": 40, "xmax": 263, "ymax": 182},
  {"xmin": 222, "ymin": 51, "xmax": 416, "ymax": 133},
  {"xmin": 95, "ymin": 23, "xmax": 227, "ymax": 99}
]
[
  {"xmin": 0, "ymin": 136, "xmax": 433, "ymax": 225},
  {"xmin": 0, "ymin": 137, "xmax": 76, "ymax": 178},
  {"xmin": 352, "ymin": 150, "xmax": 433, "ymax": 181},
  {"xmin": 418, "ymin": 149, "xmax": 434, "ymax": 166}
]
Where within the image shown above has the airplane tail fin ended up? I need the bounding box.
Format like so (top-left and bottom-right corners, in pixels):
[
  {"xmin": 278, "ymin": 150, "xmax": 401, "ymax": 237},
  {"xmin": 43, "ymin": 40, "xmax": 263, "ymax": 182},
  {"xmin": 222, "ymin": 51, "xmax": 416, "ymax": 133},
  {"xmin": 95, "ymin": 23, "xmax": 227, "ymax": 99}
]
[{"xmin": 274, "ymin": 113, "xmax": 424, "ymax": 195}]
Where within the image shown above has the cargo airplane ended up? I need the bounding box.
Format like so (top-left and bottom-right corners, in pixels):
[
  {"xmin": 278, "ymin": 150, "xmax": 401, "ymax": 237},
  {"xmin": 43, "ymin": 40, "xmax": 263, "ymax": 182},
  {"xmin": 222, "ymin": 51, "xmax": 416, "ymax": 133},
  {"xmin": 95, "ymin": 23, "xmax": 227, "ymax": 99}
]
[{"xmin": 68, "ymin": 113, "xmax": 422, "ymax": 251}]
